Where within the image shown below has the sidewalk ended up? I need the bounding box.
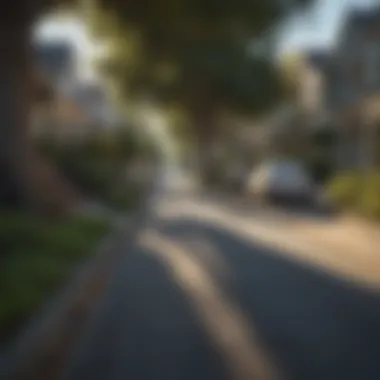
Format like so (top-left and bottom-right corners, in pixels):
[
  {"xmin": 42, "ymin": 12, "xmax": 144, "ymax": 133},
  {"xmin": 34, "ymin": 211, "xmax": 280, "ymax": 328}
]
[
  {"xmin": 1, "ymin": 181, "xmax": 156, "ymax": 380},
  {"xmin": 283, "ymin": 214, "xmax": 380, "ymax": 286},
  {"xmin": 211, "ymin": 193, "xmax": 380, "ymax": 259},
  {"xmin": 160, "ymin": 196, "xmax": 380, "ymax": 289},
  {"xmin": 289, "ymin": 215, "xmax": 380, "ymax": 258}
]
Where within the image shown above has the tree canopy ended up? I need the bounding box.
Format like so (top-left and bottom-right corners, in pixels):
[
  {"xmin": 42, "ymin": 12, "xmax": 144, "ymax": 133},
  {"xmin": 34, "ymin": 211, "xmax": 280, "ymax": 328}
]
[
  {"xmin": 86, "ymin": 0, "xmax": 310, "ymax": 112},
  {"xmin": 280, "ymin": 53, "xmax": 306, "ymax": 101},
  {"xmin": 80, "ymin": 0, "xmax": 311, "ymax": 181},
  {"xmin": 0, "ymin": 0, "xmax": 313, "ymax": 211}
]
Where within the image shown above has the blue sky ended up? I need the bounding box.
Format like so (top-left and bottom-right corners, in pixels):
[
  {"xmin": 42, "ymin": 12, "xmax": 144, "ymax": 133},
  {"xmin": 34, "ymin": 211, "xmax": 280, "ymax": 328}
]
[
  {"xmin": 278, "ymin": 0, "xmax": 379, "ymax": 56},
  {"xmin": 36, "ymin": 0, "xmax": 380, "ymax": 75}
]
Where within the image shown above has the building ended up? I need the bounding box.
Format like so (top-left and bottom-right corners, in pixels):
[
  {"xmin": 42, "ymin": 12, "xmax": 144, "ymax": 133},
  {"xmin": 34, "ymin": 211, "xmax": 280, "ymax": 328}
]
[
  {"xmin": 327, "ymin": 6, "xmax": 380, "ymax": 170},
  {"xmin": 32, "ymin": 42, "xmax": 120, "ymax": 141},
  {"xmin": 298, "ymin": 51, "xmax": 329, "ymax": 115},
  {"xmin": 70, "ymin": 82, "xmax": 118, "ymax": 126},
  {"xmin": 328, "ymin": 6, "xmax": 380, "ymax": 113},
  {"xmin": 298, "ymin": 50, "xmax": 332, "ymax": 129},
  {"xmin": 34, "ymin": 42, "xmax": 75, "ymax": 88}
]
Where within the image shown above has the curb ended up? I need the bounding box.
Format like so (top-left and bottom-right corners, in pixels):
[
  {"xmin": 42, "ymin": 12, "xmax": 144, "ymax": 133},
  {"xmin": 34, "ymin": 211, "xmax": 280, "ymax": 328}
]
[{"xmin": 0, "ymin": 182, "xmax": 155, "ymax": 380}]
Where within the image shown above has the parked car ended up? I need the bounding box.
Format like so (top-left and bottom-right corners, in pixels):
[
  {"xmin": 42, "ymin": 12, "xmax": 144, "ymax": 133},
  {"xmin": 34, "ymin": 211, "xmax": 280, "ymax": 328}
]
[{"xmin": 246, "ymin": 159, "xmax": 315, "ymax": 205}]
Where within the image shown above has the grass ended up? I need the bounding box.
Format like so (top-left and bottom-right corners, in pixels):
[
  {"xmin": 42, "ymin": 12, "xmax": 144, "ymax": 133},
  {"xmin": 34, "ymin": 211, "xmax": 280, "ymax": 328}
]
[{"xmin": 0, "ymin": 212, "xmax": 111, "ymax": 345}]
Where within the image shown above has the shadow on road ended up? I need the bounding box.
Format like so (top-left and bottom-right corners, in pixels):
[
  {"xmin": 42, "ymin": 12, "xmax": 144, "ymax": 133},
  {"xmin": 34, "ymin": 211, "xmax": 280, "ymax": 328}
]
[
  {"xmin": 140, "ymin": 230, "xmax": 279, "ymax": 380},
  {"xmin": 207, "ymin": 193, "xmax": 336, "ymax": 222},
  {"xmin": 158, "ymin": 217, "xmax": 380, "ymax": 380},
  {"xmin": 64, "ymin": 241, "xmax": 229, "ymax": 380}
]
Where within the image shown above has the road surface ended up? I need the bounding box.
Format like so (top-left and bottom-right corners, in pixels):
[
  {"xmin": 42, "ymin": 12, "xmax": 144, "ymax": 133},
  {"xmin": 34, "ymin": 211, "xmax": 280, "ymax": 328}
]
[{"xmin": 64, "ymin": 192, "xmax": 380, "ymax": 380}]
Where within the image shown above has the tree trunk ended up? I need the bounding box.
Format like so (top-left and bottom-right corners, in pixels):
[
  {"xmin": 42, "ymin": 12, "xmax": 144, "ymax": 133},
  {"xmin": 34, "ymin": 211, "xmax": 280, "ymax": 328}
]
[
  {"xmin": 186, "ymin": 78, "xmax": 220, "ymax": 187},
  {"xmin": 358, "ymin": 111, "xmax": 376, "ymax": 173},
  {"xmin": 193, "ymin": 109, "xmax": 220, "ymax": 187},
  {"xmin": 0, "ymin": 13, "xmax": 81, "ymax": 215},
  {"xmin": 335, "ymin": 111, "xmax": 359, "ymax": 172},
  {"xmin": 0, "ymin": 16, "xmax": 32, "ymax": 208},
  {"xmin": 335, "ymin": 122, "xmax": 346, "ymax": 172}
]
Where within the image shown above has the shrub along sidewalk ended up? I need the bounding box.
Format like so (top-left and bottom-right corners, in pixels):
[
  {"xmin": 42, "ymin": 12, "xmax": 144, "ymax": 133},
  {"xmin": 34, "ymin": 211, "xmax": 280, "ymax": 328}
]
[
  {"xmin": 289, "ymin": 214, "xmax": 380, "ymax": 256},
  {"xmin": 0, "ymin": 130, "xmax": 154, "ymax": 344},
  {"xmin": 37, "ymin": 129, "xmax": 157, "ymax": 214},
  {"xmin": 328, "ymin": 172, "xmax": 380, "ymax": 221},
  {"xmin": 0, "ymin": 172, "xmax": 154, "ymax": 380},
  {"xmin": 0, "ymin": 212, "xmax": 111, "ymax": 346}
]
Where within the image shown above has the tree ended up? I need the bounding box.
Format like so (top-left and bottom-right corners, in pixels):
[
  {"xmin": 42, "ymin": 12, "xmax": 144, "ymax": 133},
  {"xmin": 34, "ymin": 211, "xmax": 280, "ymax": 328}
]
[
  {"xmin": 0, "ymin": 3, "xmax": 67, "ymax": 211},
  {"xmin": 279, "ymin": 53, "xmax": 305, "ymax": 101},
  {"xmin": 0, "ymin": 0, "xmax": 312, "ymax": 210},
  {"xmin": 0, "ymin": 7, "xmax": 33, "ymax": 208},
  {"xmin": 86, "ymin": 0, "xmax": 311, "ymax": 183}
]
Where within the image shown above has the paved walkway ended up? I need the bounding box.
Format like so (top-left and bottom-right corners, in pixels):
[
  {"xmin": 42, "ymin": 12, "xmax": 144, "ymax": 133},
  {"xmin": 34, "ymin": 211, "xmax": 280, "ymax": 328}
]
[
  {"xmin": 177, "ymin": 195, "xmax": 380, "ymax": 288},
  {"xmin": 64, "ymin": 194, "xmax": 380, "ymax": 380},
  {"xmin": 206, "ymin": 192, "xmax": 380, "ymax": 260},
  {"xmin": 292, "ymin": 216, "xmax": 380, "ymax": 256}
]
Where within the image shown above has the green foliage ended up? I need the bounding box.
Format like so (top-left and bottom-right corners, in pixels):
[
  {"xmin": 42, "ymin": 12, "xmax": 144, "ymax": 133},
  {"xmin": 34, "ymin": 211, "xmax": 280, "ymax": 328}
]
[
  {"xmin": 312, "ymin": 128, "xmax": 338, "ymax": 147},
  {"xmin": 328, "ymin": 172, "xmax": 380, "ymax": 220},
  {"xmin": 357, "ymin": 174, "xmax": 380, "ymax": 219},
  {"xmin": 107, "ymin": 186, "xmax": 140, "ymax": 210},
  {"xmin": 306, "ymin": 128, "xmax": 337, "ymax": 184},
  {"xmin": 38, "ymin": 129, "xmax": 151, "ymax": 211},
  {"xmin": 328, "ymin": 173, "xmax": 361, "ymax": 209},
  {"xmin": 84, "ymin": 0, "xmax": 312, "ymax": 183},
  {"xmin": 307, "ymin": 160, "xmax": 332, "ymax": 184},
  {"xmin": 279, "ymin": 53, "xmax": 305, "ymax": 100},
  {"xmin": 87, "ymin": 0, "xmax": 310, "ymax": 115},
  {"xmin": 0, "ymin": 212, "xmax": 111, "ymax": 343}
]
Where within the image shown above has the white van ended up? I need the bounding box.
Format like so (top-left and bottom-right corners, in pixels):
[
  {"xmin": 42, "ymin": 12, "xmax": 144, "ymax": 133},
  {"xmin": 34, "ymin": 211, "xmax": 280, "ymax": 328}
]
[{"xmin": 246, "ymin": 159, "xmax": 314, "ymax": 204}]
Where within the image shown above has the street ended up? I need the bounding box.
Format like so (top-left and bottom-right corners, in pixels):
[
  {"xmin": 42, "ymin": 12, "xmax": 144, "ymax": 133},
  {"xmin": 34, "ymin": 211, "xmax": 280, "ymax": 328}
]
[
  {"xmin": 2, "ymin": 3, "xmax": 380, "ymax": 380},
  {"xmin": 64, "ymin": 191, "xmax": 380, "ymax": 380}
]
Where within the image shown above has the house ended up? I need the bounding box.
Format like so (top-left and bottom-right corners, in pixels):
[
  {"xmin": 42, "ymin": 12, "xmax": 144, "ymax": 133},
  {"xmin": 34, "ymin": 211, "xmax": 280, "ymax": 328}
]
[
  {"xmin": 327, "ymin": 7, "xmax": 380, "ymax": 116},
  {"xmin": 32, "ymin": 41, "xmax": 78, "ymax": 138},
  {"xmin": 338, "ymin": 7, "xmax": 380, "ymax": 102},
  {"xmin": 297, "ymin": 49, "xmax": 331, "ymax": 130},
  {"xmin": 34, "ymin": 42, "xmax": 75, "ymax": 88},
  {"xmin": 31, "ymin": 42, "xmax": 119, "ymax": 141},
  {"xmin": 69, "ymin": 82, "xmax": 118, "ymax": 127},
  {"xmin": 327, "ymin": 6, "xmax": 380, "ymax": 170}
]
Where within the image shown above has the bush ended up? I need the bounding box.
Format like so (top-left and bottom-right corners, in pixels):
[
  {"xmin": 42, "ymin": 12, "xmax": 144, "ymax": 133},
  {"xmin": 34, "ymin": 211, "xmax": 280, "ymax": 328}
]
[
  {"xmin": 0, "ymin": 212, "xmax": 111, "ymax": 344},
  {"xmin": 328, "ymin": 172, "xmax": 380, "ymax": 220},
  {"xmin": 307, "ymin": 160, "xmax": 332, "ymax": 184},
  {"xmin": 37, "ymin": 130, "xmax": 148, "ymax": 211},
  {"xmin": 357, "ymin": 173, "xmax": 380, "ymax": 219},
  {"xmin": 328, "ymin": 173, "xmax": 362, "ymax": 209},
  {"xmin": 107, "ymin": 186, "xmax": 140, "ymax": 211}
]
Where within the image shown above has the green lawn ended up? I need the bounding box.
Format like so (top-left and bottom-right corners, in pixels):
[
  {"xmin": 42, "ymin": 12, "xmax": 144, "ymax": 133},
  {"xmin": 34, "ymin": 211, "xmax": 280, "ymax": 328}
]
[{"xmin": 0, "ymin": 212, "xmax": 111, "ymax": 344}]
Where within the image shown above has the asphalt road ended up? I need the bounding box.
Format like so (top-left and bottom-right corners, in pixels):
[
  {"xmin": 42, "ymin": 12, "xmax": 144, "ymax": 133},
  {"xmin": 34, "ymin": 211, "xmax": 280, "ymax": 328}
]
[{"xmin": 64, "ymin": 193, "xmax": 380, "ymax": 380}]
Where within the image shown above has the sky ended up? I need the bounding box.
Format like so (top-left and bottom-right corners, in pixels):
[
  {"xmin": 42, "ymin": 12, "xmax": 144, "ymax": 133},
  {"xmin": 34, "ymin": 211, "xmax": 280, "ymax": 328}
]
[
  {"xmin": 278, "ymin": 0, "xmax": 379, "ymax": 57},
  {"xmin": 35, "ymin": 0, "xmax": 380, "ymax": 77}
]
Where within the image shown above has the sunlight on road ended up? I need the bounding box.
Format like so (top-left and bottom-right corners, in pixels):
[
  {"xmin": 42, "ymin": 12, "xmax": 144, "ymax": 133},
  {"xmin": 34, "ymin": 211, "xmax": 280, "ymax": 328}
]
[
  {"xmin": 138, "ymin": 230, "xmax": 281, "ymax": 380},
  {"xmin": 155, "ymin": 199, "xmax": 380, "ymax": 289}
]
